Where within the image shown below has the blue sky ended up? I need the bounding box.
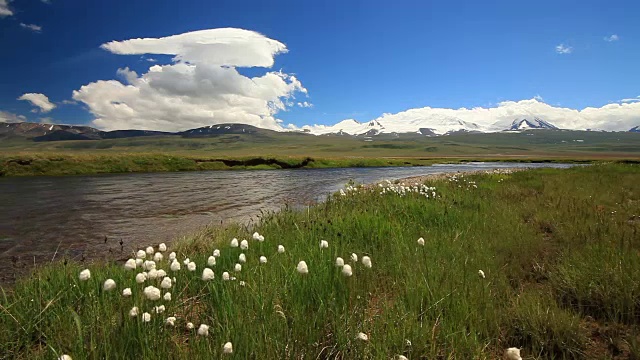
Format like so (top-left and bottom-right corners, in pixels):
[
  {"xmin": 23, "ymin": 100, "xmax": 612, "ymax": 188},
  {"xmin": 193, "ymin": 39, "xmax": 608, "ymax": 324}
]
[{"xmin": 0, "ymin": 0, "xmax": 638, "ymax": 131}]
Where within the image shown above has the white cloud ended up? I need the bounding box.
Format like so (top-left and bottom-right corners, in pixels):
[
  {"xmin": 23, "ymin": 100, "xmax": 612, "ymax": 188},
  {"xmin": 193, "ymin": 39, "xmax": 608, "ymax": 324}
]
[
  {"xmin": 0, "ymin": 0, "xmax": 13, "ymax": 17},
  {"xmin": 555, "ymin": 44, "xmax": 573, "ymax": 54},
  {"xmin": 620, "ymin": 96, "xmax": 640, "ymax": 103},
  {"xmin": 74, "ymin": 28, "xmax": 307, "ymax": 132},
  {"xmin": 533, "ymin": 94, "xmax": 544, "ymax": 102},
  {"xmin": 297, "ymin": 101, "xmax": 313, "ymax": 108},
  {"xmin": 604, "ymin": 34, "xmax": 619, "ymax": 42},
  {"xmin": 0, "ymin": 110, "xmax": 26, "ymax": 122},
  {"xmin": 18, "ymin": 93, "xmax": 56, "ymax": 113},
  {"xmin": 20, "ymin": 23, "xmax": 42, "ymax": 33}
]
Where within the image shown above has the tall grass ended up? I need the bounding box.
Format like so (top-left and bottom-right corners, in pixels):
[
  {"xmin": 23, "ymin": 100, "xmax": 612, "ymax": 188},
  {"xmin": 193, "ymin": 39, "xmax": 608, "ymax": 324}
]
[{"xmin": 1, "ymin": 164, "xmax": 639, "ymax": 359}]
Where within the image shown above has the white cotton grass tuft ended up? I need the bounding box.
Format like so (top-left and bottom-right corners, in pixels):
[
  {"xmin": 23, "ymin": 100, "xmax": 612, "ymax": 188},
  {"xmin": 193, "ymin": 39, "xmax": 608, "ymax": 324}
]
[
  {"xmin": 207, "ymin": 256, "xmax": 216, "ymax": 266},
  {"xmin": 163, "ymin": 292, "xmax": 172, "ymax": 301},
  {"xmin": 169, "ymin": 251, "xmax": 176, "ymax": 261},
  {"xmin": 350, "ymin": 253, "xmax": 358, "ymax": 262},
  {"xmin": 277, "ymin": 245, "xmax": 285, "ymax": 253},
  {"xmin": 319, "ymin": 240, "xmax": 329, "ymax": 249},
  {"xmin": 505, "ymin": 347, "xmax": 522, "ymax": 360},
  {"xmin": 156, "ymin": 269, "xmax": 166, "ymax": 278},
  {"xmin": 78, "ymin": 269, "xmax": 91, "ymax": 281},
  {"xmin": 183, "ymin": 258, "xmax": 191, "ymax": 265},
  {"xmin": 143, "ymin": 286, "xmax": 161, "ymax": 301},
  {"xmin": 187, "ymin": 262, "xmax": 197, "ymax": 272},
  {"xmin": 124, "ymin": 258, "xmax": 137, "ymax": 270},
  {"xmin": 170, "ymin": 260, "xmax": 181, "ymax": 271},
  {"xmin": 362, "ymin": 256, "xmax": 372, "ymax": 268},
  {"xmin": 234, "ymin": 263, "xmax": 242, "ymax": 272},
  {"xmin": 160, "ymin": 276, "xmax": 172, "ymax": 289},
  {"xmin": 335, "ymin": 257, "xmax": 344, "ymax": 267},
  {"xmin": 129, "ymin": 306, "xmax": 139, "ymax": 317},
  {"xmin": 145, "ymin": 246, "xmax": 154, "ymax": 255},
  {"xmin": 122, "ymin": 288, "xmax": 132, "ymax": 297},
  {"xmin": 258, "ymin": 234, "xmax": 264, "ymax": 242},
  {"xmin": 147, "ymin": 269, "xmax": 159, "ymax": 280},
  {"xmin": 239, "ymin": 253, "xmax": 247, "ymax": 263},
  {"xmin": 144, "ymin": 260, "xmax": 156, "ymax": 271},
  {"xmin": 135, "ymin": 272, "xmax": 147, "ymax": 284},
  {"xmin": 136, "ymin": 250, "xmax": 146, "ymax": 259},
  {"xmin": 165, "ymin": 316, "xmax": 176, "ymax": 326},
  {"xmin": 259, "ymin": 256, "xmax": 267, "ymax": 264},
  {"xmin": 153, "ymin": 252, "xmax": 163, "ymax": 262},
  {"xmin": 158, "ymin": 243, "xmax": 167, "ymax": 252},
  {"xmin": 297, "ymin": 261, "xmax": 309, "ymax": 274},
  {"xmin": 186, "ymin": 322, "xmax": 195, "ymax": 330},
  {"xmin": 478, "ymin": 270, "xmax": 486, "ymax": 279},
  {"xmin": 417, "ymin": 237, "xmax": 425, "ymax": 246},
  {"xmin": 58, "ymin": 355, "xmax": 73, "ymax": 360},
  {"xmin": 197, "ymin": 324, "xmax": 209, "ymax": 336},
  {"xmin": 239, "ymin": 281, "xmax": 246, "ymax": 286},
  {"xmin": 222, "ymin": 271, "xmax": 230, "ymax": 281},
  {"xmin": 135, "ymin": 258, "xmax": 144, "ymax": 267},
  {"xmin": 142, "ymin": 312, "xmax": 151, "ymax": 322},
  {"xmin": 356, "ymin": 332, "xmax": 369, "ymax": 341},
  {"xmin": 240, "ymin": 239, "xmax": 249, "ymax": 250},
  {"xmin": 154, "ymin": 305, "xmax": 166, "ymax": 314},
  {"xmin": 342, "ymin": 264, "xmax": 353, "ymax": 277},
  {"xmin": 103, "ymin": 279, "xmax": 116, "ymax": 291},
  {"xmin": 230, "ymin": 238, "xmax": 239, "ymax": 247},
  {"xmin": 397, "ymin": 356, "xmax": 408, "ymax": 360},
  {"xmin": 223, "ymin": 342, "xmax": 233, "ymax": 354},
  {"xmin": 213, "ymin": 249, "xmax": 221, "ymax": 257},
  {"xmin": 253, "ymin": 232, "xmax": 264, "ymax": 241},
  {"xmin": 202, "ymin": 268, "xmax": 215, "ymax": 281}
]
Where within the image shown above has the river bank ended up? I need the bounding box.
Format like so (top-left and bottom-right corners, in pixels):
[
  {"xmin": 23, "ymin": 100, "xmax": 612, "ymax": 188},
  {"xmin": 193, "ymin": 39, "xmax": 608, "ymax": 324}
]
[{"xmin": 2, "ymin": 163, "xmax": 638, "ymax": 359}]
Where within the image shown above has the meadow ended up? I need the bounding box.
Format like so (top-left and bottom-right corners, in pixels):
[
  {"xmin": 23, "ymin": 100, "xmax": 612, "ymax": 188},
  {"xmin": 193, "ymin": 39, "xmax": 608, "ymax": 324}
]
[{"xmin": 1, "ymin": 163, "xmax": 638, "ymax": 359}]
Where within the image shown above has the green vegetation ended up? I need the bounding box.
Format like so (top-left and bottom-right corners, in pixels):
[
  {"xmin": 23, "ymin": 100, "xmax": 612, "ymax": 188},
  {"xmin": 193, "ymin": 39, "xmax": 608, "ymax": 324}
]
[{"xmin": 1, "ymin": 164, "xmax": 639, "ymax": 359}]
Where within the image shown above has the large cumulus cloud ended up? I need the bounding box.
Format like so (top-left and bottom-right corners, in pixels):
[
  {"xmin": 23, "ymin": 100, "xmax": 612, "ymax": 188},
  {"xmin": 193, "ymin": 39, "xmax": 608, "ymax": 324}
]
[{"xmin": 74, "ymin": 28, "xmax": 306, "ymax": 132}]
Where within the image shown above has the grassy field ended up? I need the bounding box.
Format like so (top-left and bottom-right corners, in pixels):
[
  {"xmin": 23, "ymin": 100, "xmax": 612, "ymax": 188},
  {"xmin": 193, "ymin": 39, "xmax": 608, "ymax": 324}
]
[
  {"xmin": 1, "ymin": 164, "xmax": 639, "ymax": 359},
  {"xmin": 1, "ymin": 130, "xmax": 639, "ymax": 176}
]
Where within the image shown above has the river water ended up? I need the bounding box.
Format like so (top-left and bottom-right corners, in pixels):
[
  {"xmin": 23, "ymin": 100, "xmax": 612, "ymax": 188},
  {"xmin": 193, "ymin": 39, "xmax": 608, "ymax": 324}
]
[{"xmin": 0, "ymin": 163, "xmax": 571, "ymax": 282}]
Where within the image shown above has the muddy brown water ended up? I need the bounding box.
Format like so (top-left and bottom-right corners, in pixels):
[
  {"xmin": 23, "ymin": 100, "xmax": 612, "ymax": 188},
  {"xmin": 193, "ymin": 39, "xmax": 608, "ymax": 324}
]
[{"xmin": 0, "ymin": 163, "xmax": 573, "ymax": 283}]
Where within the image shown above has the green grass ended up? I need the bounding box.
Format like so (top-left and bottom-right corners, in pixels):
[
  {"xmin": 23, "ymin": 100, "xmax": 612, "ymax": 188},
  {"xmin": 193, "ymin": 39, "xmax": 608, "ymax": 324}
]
[{"xmin": 1, "ymin": 164, "xmax": 639, "ymax": 359}]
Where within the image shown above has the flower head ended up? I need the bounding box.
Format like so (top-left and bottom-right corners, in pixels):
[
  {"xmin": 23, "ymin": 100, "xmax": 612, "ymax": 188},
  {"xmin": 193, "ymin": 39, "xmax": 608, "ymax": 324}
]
[
  {"xmin": 213, "ymin": 249, "xmax": 220, "ymax": 257},
  {"xmin": 342, "ymin": 264, "xmax": 353, "ymax": 277},
  {"xmin": 165, "ymin": 316, "xmax": 176, "ymax": 326},
  {"xmin": 157, "ymin": 269, "xmax": 166, "ymax": 278},
  {"xmin": 136, "ymin": 250, "xmax": 146, "ymax": 259},
  {"xmin": 207, "ymin": 256, "xmax": 216, "ymax": 266},
  {"xmin": 197, "ymin": 324, "xmax": 209, "ymax": 336},
  {"xmin": 240, "ymin": 239, "xmax": 249, "ymax": 250},
  {"xmin": 145, "ymin": 246, "xmax": 154, "ymax": 255},
  {"xmin": 335, "ymin": 257, "xmax": 344, "ymax": 267},
  {"xmin": 505, "ymin": 348, "xmax": 522, "ymax": 360},
  {"xmin": 239, "ymin": 253, "xmax": 247, "ymax": 263},
  {"xmin": 170, "ymin": 260, "xmax": 181, "ymax": 271},
  {"xmin": 234, "ymin": 263, "xmax": 242, "ymax": 272},
  {"xmin": 397, "ymin": 356, "xmax": 408, "ymax": 360},
  {"xmin": 478, "ymin": 270, "xmax": 486, "ymax": 279},
  {"xmin": 142, "ymin": 312, "xmax": 151, "ymax": 322},
  {"xmin": 230, "ymin": 238, "xmax": 239, "ymax": 247},
  {"xmin": 129, "ymin": 306, "xmax": 139, "ymax": 317},
  {"xmin": 122, "ymin": 288, "xmax": 132, "ymax": 297},
  {"xmin": 252, "ymin": 232, "xmax": 260, "ymax": 240},
  {"xmin": 356, "ymin": 332, "xmax": 369, "ymax": 341},
  {"xmin": 320, "ymin": 240, "xmax": 329, "ymax": 249},
  {"xmin": 147, "ymin": 269, "xmax": 159, "ymax": 280},
  {"xmin": 362, "ymin": 256, "xmax": 372, "ymax": 268},
  {"xmin": 78, "ymin": 269, "xmax": 91, "ymax": 281},
  {"xmin": 297, "ymin": 261, "xmax": 308, "ymax": 274},
  {"xmin": 222, "ymin": 271, "xmax": 230, "ymax": 281},
  {"xmin": 153, "ymin": 252, "xmax": 163, "ymax": 262},
  {"xmin": 277, "ymin": 245, "xmax": 285, "ymax": 253},
  {"xmin": 144, "ymin": 260, "xmax": 156, "ymax": 271},
  {"xmin": 186, "ymin": 322, "xmax": 194, "ymax": 330},
  {"xmin": 202, "ymin": 268, "xmax": 215, "ymax": 281},
  {"xmin": 163, "ymin": 292, "xmax": 172, "ymax": 301},
  {"xmin": 223, "ymin": 342, "xmax": 233, "ymax": 354},
  {"xmin": 187, "ymin": 262, "xmax": 196, "ymax": 272},
  {"xmin": 350, "ymin": 253, "xmax": 358, "ymax": 262},
  {"xmin": 259, "ymin": 256, "xmax": 267, "ymax": 264},
  {"xmin": 169, "ymin": 252, "xmax": 176, "ymax": 261},
  {"xmin": 258, "ymin": 235, "xmax": 264, "ymax": 242},
  {"xmin": 143, "ymin": 286, "xmax": 161, "ymax": 301},
  {"xmin": 417, "ymin": 237, "xmax": 425, "ymax": 246},
  {"xmin": 124, "ymin": 258, "xmax": 137, "ymax": 270},
  {"xmin": 103, "ymin": 279, "xmax": 116, "ymax": 291},
  {"xmin": 158, "ymin": 243, "xmax": 167, "ymax": 252},
  {"xmin": 135, "ymin": 258, "xmax": 144, "ymax": 267},
  {"xmin": 135, "ymin": 272, "xmax": 147, "ymax": 284},
  {"xmin": 58, "ymin": 355, "xmax": 73, "ymax": 360},
  {"xmin": 154, "ymin": 305, "xmax": 166, "ymax": 314},
  {"xmin": 161, "ymin": 276, "xmax": 172, "ymax": 289},
  {"xmin": 183, "ymin": 258, "xmax": 190, "ymax": 265}
]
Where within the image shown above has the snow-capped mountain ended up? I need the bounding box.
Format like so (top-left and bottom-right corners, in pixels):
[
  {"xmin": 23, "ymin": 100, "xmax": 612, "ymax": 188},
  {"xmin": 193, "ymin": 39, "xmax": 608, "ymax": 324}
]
[{"xmin": 508, "ymin": 118, "xmax": 558, "ymax": 131}]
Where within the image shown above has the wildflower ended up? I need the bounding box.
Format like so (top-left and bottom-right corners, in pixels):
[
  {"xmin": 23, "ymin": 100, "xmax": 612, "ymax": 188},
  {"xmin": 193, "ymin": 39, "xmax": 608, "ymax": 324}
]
[
  {"xmin": 186, "ymin": 322, "xmax": 195, "ymax": 330},
  {"xmin": 103, "ymin": 279, "xmax": 116, "ymax": 291},
  {"xmin": 252, "ymin": 232, "xmax": 260, "ymax": 240},
  {"xmin": 161, "ymin": 276, "xmax": 172, "ymax": 289},
  {"xmin": 142, "ymin": 312, "xmax": 151, "ymax": 322},
  {"xmin": 223, "ymin": 342, "xmax": 233, "ymax": 354},
  {"xmin": 122, "ymin": 288, "xmax": 132, "ymax": 297},
  {"xmin": 340, "ymin": 189, "xmax": 346, "ymax": 196},
  {"xmin": 258, "ymin": 235, "xmax": 264, "ymax": 242},
  {"xmin": 362, "ymin": 256, "xmax": 372, "ymax": 268},
  {"xmin": 230, "ymin": 238, "xmax": 239, "ymax": 247},
  {"xmin": 240, "ymin": 239, "xmax": 249, "ymax": 250},
  {"xmin": 153, "ymin": 252, "xmax": 163, "ymax": 262},
  {"xmin": 351, "ymin": 253, "xmax": 358, "ymax": 262},
  {"xmin": 136, "ymin": 250, "xmax": 146, "ymax": 259},
  {"xmin": 356, "ymin": 332, "xmax": 369, "ymax": 341},
  {"xmin": 158, "ymin": 243, "xmax": 167, "ymax": 252},
  {"xmin": 145, "ymin": 246, "xmax": 154, "ymax": 255},
  {"xmin": 144, "ymin": 260, "xmax": 156, "ymax": 271},
  {"xmin": 207, "ymin": 256, "xmax": 216, "ymax": 266},
  {"xmin": 183, "ymin": 258, "xmax": 191, "ymax": 265},
  {"xmin": 169, "ymin": 252, "xmax": 176, "ymax": 261},
  {"xmin": 187, "ymin": 262, "xmax": 196, "ymax": 272},
  {"xmin": 170, "ymin": 260, "xmax": 181, "ymax": 271},
  {"xmin": 277, "ymin": 245, "xmax": 285, "ymax": 253},
  {"xmin": 478, "ymin": 270, "xmax": 486, "ymax": 279},
  {"xmin": 156, "ymin": 269, "xmax": 166, "ymax": 278},
  {"xmin": 147, "ymin": 269, "xmax": 159, "ymax": 280},
  {"xmin": 197, "ymin": 324, "xmax": 209, "ymax": 336},
  {"xmin": 335, "ymin": 257, "xmax": 344, "ymax": 267},
  {"xmin": 417, "ymin": 237, "xmax": 425, "ymax": 246},
  {"xmin": 405, "ymin": 339, "xmax": 412, "ymax": 346},
  {"xmin": 129, "ymin": 306, "xmax": 139, "ymax": 317},
  {"xmin": 154, "ymin": 305, "xmax": 165, "ymax": 314},
  {"xmin": 239, "ymin": 253, "xmax": 247, "ymax": 263},
  {"xmin": 213, "ymin": 249, "xmax": 221, "ymax": 257},
  {"xmin": 202, "ymin": 268, "xmax": 215, "ymax": 281},
  {"xmin": 163, "ymin": 292, "xmax": 172, "ymax": 301},
  {"xmin": 342, "ymin": 264, "xmax": 353, "ymax": 277},
  {"xmin": 143, "ymin": 286, "xmax": 161, "ymax": 301},
  {"xmin": 320, "ymin": 240, "xmax": 329, "ymax": 249},
  {"xmin": 124, "ymin": 258, "xmax": 137, "ymax": 270},
  {"xmin": 135, "ymin": 272, "xmax": 147, "ymax": 284},
  {"xmin": 239, "ymin": 281, "xmax": 246, "ymax": 286},
  {"xmin": 78, "ymin": 269, "xmax": 91, "ymax": 281},
  {"xmin": 297, "ymin": 261, "xmax": 308, "ymax": 274},
  {"xmin": 397, "ymin": 356, "xmax": 408, "ymax": 360},
  {"xmin": 259, "ymin": 256, "xmax": 267, "ymax": 264},
  {"xmin": 505, "ymin": 348, "xmax": 522, "ymax": 360},
  {"xmin": 135, "ymin": 258, "xmax": 144, "ymax": 267},
  {"xmin": 58, "ymin": 355, "xmax": 72, "ymax": 360},
  {"xmin": 165, "ymin": 316, "xmax": 176, "ymax": 326},
  {"xmin": 234, "ymin": 263, "xmax": 242, "ymax": 272}
]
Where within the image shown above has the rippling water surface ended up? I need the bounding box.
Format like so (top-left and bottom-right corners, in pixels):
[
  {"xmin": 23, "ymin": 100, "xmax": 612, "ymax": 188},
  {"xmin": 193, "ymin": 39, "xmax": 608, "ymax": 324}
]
[{"xmin": 0, "ymin": 163, "xmax": 572, "ymax": 282}]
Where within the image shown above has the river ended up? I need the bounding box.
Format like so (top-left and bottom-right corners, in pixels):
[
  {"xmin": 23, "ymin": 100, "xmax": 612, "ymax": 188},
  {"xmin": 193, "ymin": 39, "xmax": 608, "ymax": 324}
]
[{"xmin": 0, "ymin": 162, "xmax": 572, "ymax": 283}]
